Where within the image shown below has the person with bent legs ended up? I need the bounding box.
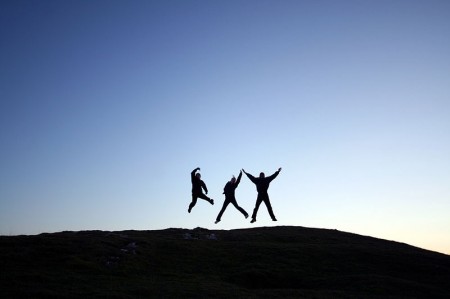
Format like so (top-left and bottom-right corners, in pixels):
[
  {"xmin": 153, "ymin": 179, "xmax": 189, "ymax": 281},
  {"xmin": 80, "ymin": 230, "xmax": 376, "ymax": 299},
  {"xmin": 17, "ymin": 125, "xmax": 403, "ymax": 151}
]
[{"xmin": 188, "ymin": 167, "xmax": 214, "ymax": 213}]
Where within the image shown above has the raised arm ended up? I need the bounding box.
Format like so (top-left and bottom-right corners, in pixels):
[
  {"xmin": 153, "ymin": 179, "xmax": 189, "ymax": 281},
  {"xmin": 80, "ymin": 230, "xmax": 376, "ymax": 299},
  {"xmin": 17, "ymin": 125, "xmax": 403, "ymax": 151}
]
[
  {"xmin": 235, "ymin": 170, "xmax": 243, "ymax": 186},
  {"xmin": 268, "ymin": 167, "xmax": 282, "ymax": 182},
  {"xmin": 191, "ymin": 167, "xmax": 200, "ymax": 180},
  {"xmin": 242, "ymin": 169, "xmax": 257, "ymax": 184}
]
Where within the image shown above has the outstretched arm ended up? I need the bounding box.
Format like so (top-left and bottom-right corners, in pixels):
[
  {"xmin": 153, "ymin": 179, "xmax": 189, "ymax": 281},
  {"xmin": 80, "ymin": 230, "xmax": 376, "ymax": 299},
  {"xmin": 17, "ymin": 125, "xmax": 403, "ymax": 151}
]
[
  {"xmin": 242, "ymin": 169, "xmax": 257, "ymax": 184},
  {"xmin": 268, "ymin": 167, "xmax": 282, "ymax": 182},
  {"xmin": 235, "ymin": 170, "xmax": 243, "ymax": 186}
]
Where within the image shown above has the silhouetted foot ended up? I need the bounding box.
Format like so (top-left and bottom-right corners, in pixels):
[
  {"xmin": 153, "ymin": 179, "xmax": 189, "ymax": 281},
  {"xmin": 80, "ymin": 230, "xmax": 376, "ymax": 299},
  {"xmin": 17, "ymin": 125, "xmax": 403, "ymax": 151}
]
[
  {"xmin": 250, "ymin": 218, "xmax": 256, "ymax": 223},
  {"xmin": 215, "ymin": 219, "xmax": 220, "ymax": 224},
  {"xmin": 188, "ymin": 208, "xmax": 191, "ymax": 213},
  {"xmin": 210, "ymin": 199, "xmax": 214, "ymax": 205},
  {"xmin": 272, "ymin": 218, "xmax": 277, "ymax": 221},
  {"xmin": 245, "ymin": 214, "xmax": 249, "ymax": 219}
]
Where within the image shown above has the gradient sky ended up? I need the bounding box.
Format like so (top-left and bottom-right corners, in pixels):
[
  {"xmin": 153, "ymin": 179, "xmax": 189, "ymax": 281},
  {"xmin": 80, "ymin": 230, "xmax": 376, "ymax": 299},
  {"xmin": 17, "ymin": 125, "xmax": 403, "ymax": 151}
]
[{"xmin": 1, "ymin": 0, "xmax": 449, "ymax": 255}]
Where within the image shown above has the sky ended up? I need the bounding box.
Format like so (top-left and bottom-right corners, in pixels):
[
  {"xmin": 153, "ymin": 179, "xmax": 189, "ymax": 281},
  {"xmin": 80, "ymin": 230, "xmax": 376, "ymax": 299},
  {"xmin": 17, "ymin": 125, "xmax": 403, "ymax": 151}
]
[{"xmin": 1, "ymin": 0, "xmax": 449, "ymax": 255}]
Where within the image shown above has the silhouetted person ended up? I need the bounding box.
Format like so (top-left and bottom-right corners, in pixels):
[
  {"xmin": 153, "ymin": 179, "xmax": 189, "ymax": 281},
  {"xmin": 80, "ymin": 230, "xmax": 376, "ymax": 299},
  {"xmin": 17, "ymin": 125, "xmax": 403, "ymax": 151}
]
[
  {"xmin": 243, "ymin": 167, "xmax": 282, "ymax": 223},
  {"xmin": 188, "ymin": 167, "xmax": 214, "ymax": 213},
  {"xmin": 215, "ymin": 170, "xmax": 248, "ymax": 224}
]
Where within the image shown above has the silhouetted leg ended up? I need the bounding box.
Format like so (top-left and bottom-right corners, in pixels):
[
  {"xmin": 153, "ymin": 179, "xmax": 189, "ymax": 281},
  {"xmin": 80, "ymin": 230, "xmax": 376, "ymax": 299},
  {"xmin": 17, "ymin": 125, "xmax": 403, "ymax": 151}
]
[
  {"xmin": 188, "ymin": 195, "xmax": 197, "ymax": 213},
  {"xmin": 197, "ymin": 193, "xmax": 213, "ymax": 204},
  {"xmin": 251, "ymin": 195, "xmax": 263, "ymax": 220},
  {"xmin": 263, "ymin": 197, "xmax": 276, "ymax": 220},
  {"xmin": 216, "ymin": 199, "xmax": 230, "ymax": 222},
  {"xmin": 230, "ymin": 199, "xmax": 248, "ymax": 218}
]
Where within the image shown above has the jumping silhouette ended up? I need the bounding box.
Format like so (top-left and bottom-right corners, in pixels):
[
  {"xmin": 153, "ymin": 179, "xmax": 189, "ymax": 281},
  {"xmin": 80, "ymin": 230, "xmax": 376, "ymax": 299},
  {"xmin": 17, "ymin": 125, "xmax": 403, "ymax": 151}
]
[
  {"xmin": 243, "ymin": 167, "xmax": 282, "ymax": 223},
  {"xmin": 188, "ymin": 167, "xmax": 214, "ymax": 213},
  {"xmin": 215, "ymin": 170, "xmax": 248, "ymax": 224}
]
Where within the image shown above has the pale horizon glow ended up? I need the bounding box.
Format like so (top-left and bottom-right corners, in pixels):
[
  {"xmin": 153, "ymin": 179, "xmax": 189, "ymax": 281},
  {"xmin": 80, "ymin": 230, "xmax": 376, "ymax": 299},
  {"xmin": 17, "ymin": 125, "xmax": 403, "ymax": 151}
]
[{"xmin": 1, "ymin": 0, "xmax": 449, "ymax": 255}]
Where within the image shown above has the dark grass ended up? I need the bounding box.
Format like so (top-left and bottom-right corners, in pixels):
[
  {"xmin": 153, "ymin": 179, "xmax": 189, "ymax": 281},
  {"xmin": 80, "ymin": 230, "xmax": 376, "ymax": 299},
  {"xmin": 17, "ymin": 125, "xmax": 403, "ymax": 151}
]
[{"xmin": 1, "ymin": 226, "xmax": 450, "ymax": 298}]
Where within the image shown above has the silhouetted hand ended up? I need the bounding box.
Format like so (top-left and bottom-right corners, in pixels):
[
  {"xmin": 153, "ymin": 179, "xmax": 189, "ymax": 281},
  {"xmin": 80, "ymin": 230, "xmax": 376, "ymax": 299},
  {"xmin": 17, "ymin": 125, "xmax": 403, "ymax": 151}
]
[
  {"xmin": 197, "ymin": 167, "xmax": 201, "ymax": 171},
  {"xmin": 242, "ymin": 169, "xmax": 246, "ymax": 173},
  {"xmin": 278, "ymin": 167, "xmax": 282, "ymax": 172}
]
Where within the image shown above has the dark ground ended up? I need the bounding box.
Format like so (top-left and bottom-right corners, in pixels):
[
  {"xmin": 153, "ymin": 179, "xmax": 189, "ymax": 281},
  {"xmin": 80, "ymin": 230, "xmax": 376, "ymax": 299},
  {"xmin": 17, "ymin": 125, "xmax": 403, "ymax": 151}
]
[{"xmin": 1, "ymin": 226, "xmax": 449, "ymax": 298}]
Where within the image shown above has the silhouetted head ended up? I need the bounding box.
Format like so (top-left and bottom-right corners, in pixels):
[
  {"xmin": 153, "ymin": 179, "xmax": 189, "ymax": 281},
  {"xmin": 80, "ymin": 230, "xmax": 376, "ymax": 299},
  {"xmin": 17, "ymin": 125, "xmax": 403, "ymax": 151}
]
[
  {"xmin": 196, "ymin": 173, "xmax": 201, "ymax": 179},
  {"xmin": 259, "ymin": 172, "xmax": 265, "ymax": 178},
  {"xmin": 230, "ymin": 176, "xmax": 236, "ymax": 184}
]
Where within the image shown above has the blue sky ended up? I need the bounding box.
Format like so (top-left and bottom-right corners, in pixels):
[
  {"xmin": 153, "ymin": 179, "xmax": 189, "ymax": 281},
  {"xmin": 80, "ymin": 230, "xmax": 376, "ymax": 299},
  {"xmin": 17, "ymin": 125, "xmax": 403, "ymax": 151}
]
[{"xmin": 1, "ymin": 0, "xmax": 449, "ymax": 255}]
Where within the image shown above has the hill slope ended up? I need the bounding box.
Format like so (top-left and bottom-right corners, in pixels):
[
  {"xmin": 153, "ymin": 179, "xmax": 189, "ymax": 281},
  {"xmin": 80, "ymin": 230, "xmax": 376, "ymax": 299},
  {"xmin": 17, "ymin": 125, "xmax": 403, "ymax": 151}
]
[{"xmin": 1, "ymin": 226, "xmax": 450, "ymax": 298}]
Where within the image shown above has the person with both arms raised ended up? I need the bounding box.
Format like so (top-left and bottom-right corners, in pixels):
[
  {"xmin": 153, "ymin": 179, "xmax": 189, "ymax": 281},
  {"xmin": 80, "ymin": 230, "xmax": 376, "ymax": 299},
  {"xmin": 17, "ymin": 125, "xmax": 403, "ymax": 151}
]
[
  {"xmin": 243, "ymin": 167, "xmax": 282, "ymax": 223},
  {"xmin": 215, "ymin": 170, "xmax": 248, "ymax": 224},
  {"xmin": 188, "ymin": 167, "xmax": 214, "ymax": 213}
]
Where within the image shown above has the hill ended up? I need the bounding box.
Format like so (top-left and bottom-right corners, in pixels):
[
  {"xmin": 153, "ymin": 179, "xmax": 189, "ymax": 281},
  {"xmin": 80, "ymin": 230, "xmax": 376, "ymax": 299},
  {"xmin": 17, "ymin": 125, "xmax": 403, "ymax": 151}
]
[{"xmin": 1, "ymin": 226, "xmax": 449, "ymax": 298}]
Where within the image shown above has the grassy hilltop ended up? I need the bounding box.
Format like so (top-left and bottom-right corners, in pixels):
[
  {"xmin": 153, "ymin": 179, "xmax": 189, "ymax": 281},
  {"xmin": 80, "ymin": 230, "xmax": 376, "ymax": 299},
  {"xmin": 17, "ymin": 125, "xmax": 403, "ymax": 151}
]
[{"xmin": 1, "ymin": 226, "xmax": 450, "ymax": 298}]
